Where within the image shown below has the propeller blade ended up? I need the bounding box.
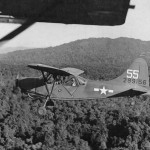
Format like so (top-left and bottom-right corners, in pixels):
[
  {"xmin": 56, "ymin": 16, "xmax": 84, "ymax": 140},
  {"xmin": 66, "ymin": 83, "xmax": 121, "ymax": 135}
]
[
  {"xmin": 15, "ymin": 73, "xmax": 20, "ymax": 87},
  {"xmin": 16, "ymin": 73, "xmax": 20, "ymax": 79}
]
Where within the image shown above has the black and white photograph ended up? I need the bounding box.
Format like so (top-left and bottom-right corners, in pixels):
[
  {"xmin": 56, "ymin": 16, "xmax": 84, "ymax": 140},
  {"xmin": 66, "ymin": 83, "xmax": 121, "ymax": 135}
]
[{"xmin": 0, "ymin": 0, "xmax": 150, "ymax": 150}]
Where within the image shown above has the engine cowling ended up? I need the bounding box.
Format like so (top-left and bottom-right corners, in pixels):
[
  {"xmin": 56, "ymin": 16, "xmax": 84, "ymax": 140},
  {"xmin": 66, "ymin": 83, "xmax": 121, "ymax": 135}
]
[{"xmin": 16, "ymin": 77, "xmax": 45, "ymax": 92}]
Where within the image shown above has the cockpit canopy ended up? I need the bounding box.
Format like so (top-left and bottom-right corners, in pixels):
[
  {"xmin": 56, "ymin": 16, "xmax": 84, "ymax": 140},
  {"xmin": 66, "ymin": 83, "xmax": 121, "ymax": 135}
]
[
  {"xmin": 37, "ymin": 67, "xmax": 86, "ymax": 87},
  {"xmin": 63, "ymin": 75, "xmax": 87, "ymax": 86},
  {"xmin": 40, "ymin": 72, "xmax": 86, "ymax": 87}
]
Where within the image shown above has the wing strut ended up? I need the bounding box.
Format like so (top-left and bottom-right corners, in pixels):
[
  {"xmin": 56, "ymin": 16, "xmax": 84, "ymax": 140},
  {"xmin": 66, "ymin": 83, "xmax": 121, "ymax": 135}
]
[
  {"xmin": 41, "ymin": 71, "xmax": 55, "ymax": 107},
  {"xmin": 0, "ymin": 1, "xmax": 59, "ymax": 45},
  {"xmin": 38, "ymin": 71, "xmax": 55, "ymax": 115}
]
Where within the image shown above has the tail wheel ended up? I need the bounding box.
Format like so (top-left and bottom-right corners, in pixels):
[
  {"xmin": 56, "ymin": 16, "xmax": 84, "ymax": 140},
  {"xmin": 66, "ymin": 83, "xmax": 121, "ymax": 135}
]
[{"xmin": 38, "ymin": 106, "xmax": 47, "ymax": 115}]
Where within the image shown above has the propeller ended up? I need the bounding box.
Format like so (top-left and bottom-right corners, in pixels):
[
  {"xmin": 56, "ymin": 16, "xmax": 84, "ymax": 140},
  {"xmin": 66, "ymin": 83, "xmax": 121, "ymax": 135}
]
[{"xmin": 15, "ymin": 73, "xmax": 20, "ymax": 87}]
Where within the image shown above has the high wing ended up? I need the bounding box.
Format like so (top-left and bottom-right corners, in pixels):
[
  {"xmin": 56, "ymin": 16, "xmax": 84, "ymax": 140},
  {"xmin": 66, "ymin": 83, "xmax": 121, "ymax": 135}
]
[
  {"xmin": 0, "ymin": 0, "xmax": 135, "ymax": 43},
  {"xmin": 17, "ymin": 64, "xmax": 84, "ymax": 92},
  {"xmin": 62, "ymin": 67, "xmax": 84, "ymax": 76},
  {"xmin": 0, "ymin": 0, "xmax": 134, "ymax": 25},
  {"xmin": 28, "ymin": 64, "xmax": 71, "ymax": 77}
]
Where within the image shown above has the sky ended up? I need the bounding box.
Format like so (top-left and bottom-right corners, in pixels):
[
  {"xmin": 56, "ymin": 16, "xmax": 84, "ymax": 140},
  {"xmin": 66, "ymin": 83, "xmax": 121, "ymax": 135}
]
[{"xmin": 0, "ymin": 0, "xmax": 150, "ymax": 53}]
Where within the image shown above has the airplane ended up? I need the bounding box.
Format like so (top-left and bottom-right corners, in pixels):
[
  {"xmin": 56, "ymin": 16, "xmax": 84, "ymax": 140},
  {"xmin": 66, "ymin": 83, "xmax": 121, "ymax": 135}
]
[
  {"xmin": 0, "ymin": 0, "xmax": 135, "ymax": 43},
  {"xmin": 16, "ymin": 57, "xmax": 150, "ymax": 115}
]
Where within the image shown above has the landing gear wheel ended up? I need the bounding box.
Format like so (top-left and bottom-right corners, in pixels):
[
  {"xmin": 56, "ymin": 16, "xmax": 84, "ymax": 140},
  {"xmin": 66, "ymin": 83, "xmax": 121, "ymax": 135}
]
[{"xmin": 38, "ymin": 106, "xmax": 47, "ymax": 115}]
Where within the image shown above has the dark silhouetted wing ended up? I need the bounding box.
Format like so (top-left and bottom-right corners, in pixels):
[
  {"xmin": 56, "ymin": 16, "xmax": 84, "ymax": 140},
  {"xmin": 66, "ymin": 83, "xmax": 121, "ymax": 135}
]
[
  {"xmin": 0, "ymin": 0, "xmax": 135, "ymax": 43},
  {"xmin": 28, "ymin": 64, "xmax": 71, "ymax": 76}
]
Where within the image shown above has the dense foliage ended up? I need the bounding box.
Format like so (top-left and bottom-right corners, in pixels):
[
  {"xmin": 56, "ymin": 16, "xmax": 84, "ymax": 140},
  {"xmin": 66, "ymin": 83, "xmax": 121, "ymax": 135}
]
[{"xmin": 0, "ymin": 37, "xmax": 150, "ymax": 150}]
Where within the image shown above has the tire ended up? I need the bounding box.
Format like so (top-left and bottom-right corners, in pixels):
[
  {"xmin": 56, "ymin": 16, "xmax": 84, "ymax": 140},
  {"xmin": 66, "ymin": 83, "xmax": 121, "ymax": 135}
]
[{"xmin": 38, "ymin": 106, "xmax": 47, "ymax": 115}]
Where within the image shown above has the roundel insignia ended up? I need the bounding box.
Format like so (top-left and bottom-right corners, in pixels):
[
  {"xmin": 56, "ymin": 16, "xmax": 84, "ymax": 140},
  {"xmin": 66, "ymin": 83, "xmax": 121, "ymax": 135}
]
[{"xmin": 94, "ymin": 86, "xmax": 114, "ymax": 95}]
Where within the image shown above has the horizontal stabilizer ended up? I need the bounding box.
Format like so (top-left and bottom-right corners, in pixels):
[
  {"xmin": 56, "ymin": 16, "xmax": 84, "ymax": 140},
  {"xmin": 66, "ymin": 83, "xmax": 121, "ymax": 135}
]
[{"xmin": 108, "ymin": 89, "xmax": 146, "ymax": 98}]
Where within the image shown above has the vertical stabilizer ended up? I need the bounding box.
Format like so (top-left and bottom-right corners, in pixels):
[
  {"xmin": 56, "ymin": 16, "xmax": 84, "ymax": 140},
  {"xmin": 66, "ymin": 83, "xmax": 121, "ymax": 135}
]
[{"xmin": 115, "ymin": 58, "xmax": 149, "ymax": 87}]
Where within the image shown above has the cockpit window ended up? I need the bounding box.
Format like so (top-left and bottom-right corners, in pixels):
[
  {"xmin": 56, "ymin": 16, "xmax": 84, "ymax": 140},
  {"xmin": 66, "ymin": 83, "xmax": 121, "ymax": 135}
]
[
  {"xmin": 40, "ymin": 72, "xmax": 85, "ymax": 86},
  {"xmin": 77, "ymin": 76, "xmax": 87, "ymax": 85},
  {"xmin": 63, "ymin": 75, "xmax": 77, "ymax": 87},
  {"xmin": 39, "ymin": 72, "xmax": 54, "ymax": 84}
]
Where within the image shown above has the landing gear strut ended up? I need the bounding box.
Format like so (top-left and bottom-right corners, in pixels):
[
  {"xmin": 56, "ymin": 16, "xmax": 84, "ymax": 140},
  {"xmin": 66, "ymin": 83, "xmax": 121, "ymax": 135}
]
[{"xmin": 38, "ymin": 97, "xmax": 55, "ymax": 115}]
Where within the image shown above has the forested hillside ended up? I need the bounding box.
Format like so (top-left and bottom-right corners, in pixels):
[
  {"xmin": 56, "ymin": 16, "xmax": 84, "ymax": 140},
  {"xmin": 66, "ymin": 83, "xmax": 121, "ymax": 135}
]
[
  {"xmin": 1, "ymin": 37, "xmax": 150, "ymax": 79},
  {"xmin": 0, "ymin": 37, "xmax": 150, "ymax": 150},
  {"xmin": 1, "ymin": 37, "xmax": 150, "ymax": 66}
]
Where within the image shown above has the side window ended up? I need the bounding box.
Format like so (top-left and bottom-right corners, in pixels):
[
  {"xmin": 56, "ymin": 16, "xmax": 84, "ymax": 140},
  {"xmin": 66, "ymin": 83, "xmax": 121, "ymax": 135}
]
[
  {"xmin": 46, "ymin": 74, "xmax": 54, "ymax": 84},
  {"xmin": 72, "ymin": 78, "xmax": 76, "ymax": 86},
  {"xmin": 63, "ymin": 76, "xmax": 77, "ymax": 87}
]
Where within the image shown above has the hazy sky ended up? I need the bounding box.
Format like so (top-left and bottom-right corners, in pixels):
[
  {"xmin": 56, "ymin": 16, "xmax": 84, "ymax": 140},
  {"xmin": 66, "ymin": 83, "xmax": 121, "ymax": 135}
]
[{"xmin": 0, "ymin": 0, "xmax": 150, "ymax": 52}]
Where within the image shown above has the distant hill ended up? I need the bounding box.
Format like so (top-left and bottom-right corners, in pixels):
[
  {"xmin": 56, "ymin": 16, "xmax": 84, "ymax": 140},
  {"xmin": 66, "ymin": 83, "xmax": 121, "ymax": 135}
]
[
  {"xmin": 0, "ymin": 37, "xmax": 150, "ymax": 79},
  {"xmin": 0, "ymin": 47, "xmax": 29, "ymax": 54}
]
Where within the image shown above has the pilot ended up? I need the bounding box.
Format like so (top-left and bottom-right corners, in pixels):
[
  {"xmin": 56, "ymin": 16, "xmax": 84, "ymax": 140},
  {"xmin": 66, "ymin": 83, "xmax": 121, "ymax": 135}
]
[
  {"xmin": 55, "ymin": 75, "xmax": 62, "ymax": 84},
  {"xmin": 72, "ymin": 78, "xmax": 76, "ymax": 86}
]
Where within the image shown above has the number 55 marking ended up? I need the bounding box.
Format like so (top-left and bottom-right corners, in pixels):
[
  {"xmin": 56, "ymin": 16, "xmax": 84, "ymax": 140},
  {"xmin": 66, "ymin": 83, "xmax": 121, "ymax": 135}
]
[{"xmin": 127, "ymin": 69, "xmax": 139, "ymax": 79}]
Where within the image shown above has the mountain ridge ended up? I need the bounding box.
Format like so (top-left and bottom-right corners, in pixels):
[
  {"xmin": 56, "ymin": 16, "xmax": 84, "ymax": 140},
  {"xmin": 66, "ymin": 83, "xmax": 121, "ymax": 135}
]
[
  {"xmin": 0, "ymin": 37, "xmax": 150, "ymax": 79},
  {"xmin": 0, "ymin": 37, "xmax": 150, "ymax": 65}
]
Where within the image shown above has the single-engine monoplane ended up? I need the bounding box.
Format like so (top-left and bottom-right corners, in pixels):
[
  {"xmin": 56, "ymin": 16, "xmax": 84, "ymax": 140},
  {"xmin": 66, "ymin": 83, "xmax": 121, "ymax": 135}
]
[{"xmin": 16, "ymin": 57, "xmax": 150, "ymax": 115}]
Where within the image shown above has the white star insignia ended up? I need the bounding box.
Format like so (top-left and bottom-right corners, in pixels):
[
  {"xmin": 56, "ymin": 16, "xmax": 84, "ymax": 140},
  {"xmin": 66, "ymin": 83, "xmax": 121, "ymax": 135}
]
[
  {"xmin": 100, "ymin": 86, "xmax": 108, "ymax": 95},
  {"xmin": 94, "ymin": 86, "xmax": 114, "ymax": 95}
]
